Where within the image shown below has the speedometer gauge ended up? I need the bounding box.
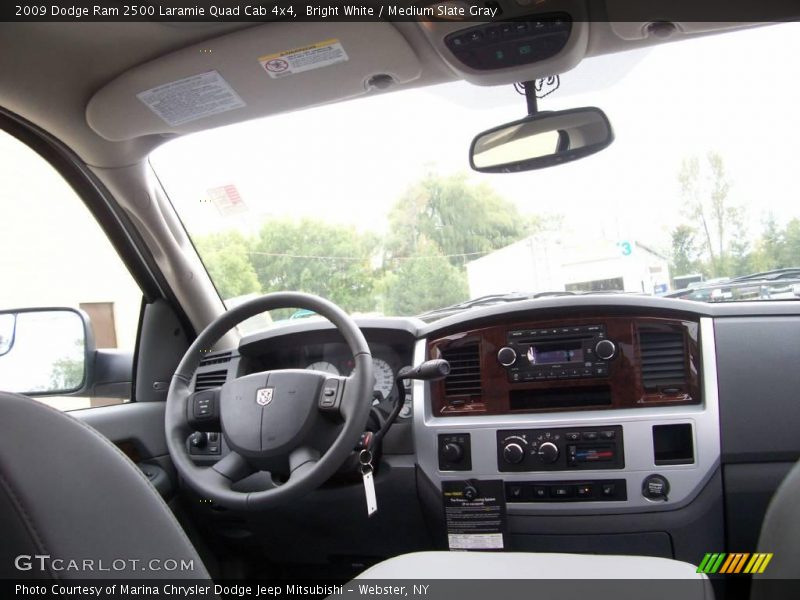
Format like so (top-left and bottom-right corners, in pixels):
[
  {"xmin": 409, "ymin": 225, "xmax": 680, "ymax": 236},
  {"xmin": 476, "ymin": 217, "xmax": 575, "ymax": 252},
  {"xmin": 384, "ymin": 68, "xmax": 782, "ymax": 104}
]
[
  {"xmin": 306, "ymin": 361, "xmax": 339, "ymax": 375},
  {"xmin": 372, "ymin": 358, "xmax": 395, "ymax": 400}
]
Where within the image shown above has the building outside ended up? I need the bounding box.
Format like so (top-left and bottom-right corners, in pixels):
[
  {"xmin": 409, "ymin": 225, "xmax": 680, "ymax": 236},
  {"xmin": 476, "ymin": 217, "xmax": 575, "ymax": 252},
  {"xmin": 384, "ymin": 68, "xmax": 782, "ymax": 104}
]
[{"xmin": 466, "ymin": 234, "xmax": 671, "ymax": 299}]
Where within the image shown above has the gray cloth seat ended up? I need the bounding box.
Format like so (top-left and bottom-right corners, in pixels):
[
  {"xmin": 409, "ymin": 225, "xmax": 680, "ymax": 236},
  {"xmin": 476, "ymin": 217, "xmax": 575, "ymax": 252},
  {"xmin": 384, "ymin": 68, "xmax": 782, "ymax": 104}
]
[
  {"xmin": 357, "ymin": 550, "xmax": 708, "ymax": 579},
  {"xmin": 0, "ymin": 391, "xmax": 208, "ymax": 579}
]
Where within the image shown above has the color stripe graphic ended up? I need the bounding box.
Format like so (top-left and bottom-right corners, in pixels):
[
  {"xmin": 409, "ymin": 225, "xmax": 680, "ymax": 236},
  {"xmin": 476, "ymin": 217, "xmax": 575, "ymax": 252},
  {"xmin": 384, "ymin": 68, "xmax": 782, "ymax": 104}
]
[{"xmin": 697, "ymin": 553, "xmax": 773, "ymax": 574}]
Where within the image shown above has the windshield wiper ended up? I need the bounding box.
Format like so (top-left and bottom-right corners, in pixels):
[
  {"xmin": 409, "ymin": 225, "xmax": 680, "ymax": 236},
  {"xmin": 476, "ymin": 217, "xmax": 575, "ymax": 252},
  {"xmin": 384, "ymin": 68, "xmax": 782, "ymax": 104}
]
[
  {"xmin": 728, "ymin": 268, "xmax": 800, "ymax": 283},
  {"xmin": 417, "ymin": 290, "xmax": 629, "ymax": 321}
]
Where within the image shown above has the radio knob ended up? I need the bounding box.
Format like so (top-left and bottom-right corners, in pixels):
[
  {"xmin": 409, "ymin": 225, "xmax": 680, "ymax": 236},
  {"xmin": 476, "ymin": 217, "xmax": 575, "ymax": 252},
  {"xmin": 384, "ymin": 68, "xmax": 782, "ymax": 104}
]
[
  {"xmin": 595, "ymin": 339, "xmax": 617, "ymax": 360},
  {"xmin": 538, "ymin": 441, "xmax": 560, "ymax": 463},
  {"xmin": 503, "ymin": 442, "xmax": 525, "ymax": 464},
  {"xmin": 497, "ymin": 346, "xmax": 517, "ymax": 367},
  {"xmin": 442, "ymin": 442, "xmax": 464, "ymax": 463}
]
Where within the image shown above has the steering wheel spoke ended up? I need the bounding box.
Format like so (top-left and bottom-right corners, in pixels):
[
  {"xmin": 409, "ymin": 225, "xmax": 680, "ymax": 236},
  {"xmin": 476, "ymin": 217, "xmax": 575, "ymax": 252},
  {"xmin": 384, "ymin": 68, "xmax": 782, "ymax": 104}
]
[
  {"xmin": 288, "ymin": 445, "xmax": 320, "ymax": 478},
  {"xmin": 212, "ymin": 449, "xmax": 254, "ymax": 483}
]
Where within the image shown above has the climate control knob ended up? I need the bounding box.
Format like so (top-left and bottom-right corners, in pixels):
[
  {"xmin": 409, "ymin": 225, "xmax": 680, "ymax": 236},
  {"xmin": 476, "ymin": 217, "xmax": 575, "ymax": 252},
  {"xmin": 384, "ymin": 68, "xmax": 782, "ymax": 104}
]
[
  {"xmin": 538, "ymin": 441, "xmax": 559, "ymax": 463},
  {"xmin": 502, "ymin": 442, "xmax": 525, "ymax": 464},
  {"xmin": 442, "ymin": 442, "xmax": 464, "ymax": 464},
  {"xmin": 595, "ymin": 339, "xmax": 617, "ymax": 360},
  {"xmin": 497, "ymin": 346, "xmax": 517, "ymax": 367}
]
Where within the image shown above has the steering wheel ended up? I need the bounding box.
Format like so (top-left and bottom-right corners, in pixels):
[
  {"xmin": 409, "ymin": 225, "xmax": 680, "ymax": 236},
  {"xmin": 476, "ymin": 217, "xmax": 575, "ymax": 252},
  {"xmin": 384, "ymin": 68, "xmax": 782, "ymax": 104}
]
[{"xmin": 165, "ymin": 292, "xmax": 374, "ymax": 510}]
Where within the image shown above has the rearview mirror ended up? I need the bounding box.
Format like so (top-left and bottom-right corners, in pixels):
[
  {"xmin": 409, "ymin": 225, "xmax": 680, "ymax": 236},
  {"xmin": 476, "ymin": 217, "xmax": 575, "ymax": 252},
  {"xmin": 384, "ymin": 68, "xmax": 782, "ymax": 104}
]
[
  {"xmin": 0, "ymin": 313, "xmax": 15, "ymax": 357},
  {"xmin": 470, "ymin": 107, "xmax": 614, "ymax": 173},
  {"xmin": 0, "ymin": 308, "xmax": 91, "ymax": 396}
]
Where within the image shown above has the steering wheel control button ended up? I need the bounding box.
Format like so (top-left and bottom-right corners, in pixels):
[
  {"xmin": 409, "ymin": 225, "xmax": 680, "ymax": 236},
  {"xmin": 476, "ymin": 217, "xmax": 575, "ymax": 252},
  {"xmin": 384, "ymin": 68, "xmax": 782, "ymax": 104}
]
[
  {"xmin": 438, "ymin": 433, "xmax": 472, "ymax": 471},
  {"xmin": 191, "ymin": 389, "xmax": 218, "ymax": 421},
  {"xmin": 642, "ymin": 474, "xmax": 670, "ymax": 501},
  {"xmin": 317, "ymin": 378, "xmax": 341, "ymax": 413}
]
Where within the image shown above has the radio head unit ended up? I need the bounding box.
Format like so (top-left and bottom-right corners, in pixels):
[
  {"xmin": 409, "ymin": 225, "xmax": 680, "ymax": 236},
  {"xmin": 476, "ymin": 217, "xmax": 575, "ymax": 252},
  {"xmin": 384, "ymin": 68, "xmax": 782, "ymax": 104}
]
[{"xmin": 498, "ymin": 324, "xmax": 617, "ymax": 382}]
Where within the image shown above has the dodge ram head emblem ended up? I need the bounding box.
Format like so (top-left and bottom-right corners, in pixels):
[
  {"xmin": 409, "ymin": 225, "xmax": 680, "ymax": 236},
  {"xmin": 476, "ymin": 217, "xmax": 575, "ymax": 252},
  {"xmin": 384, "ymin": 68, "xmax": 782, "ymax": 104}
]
[{"xmin": 256, "ymin": 387, "xmax": 274, "ymax": 406}]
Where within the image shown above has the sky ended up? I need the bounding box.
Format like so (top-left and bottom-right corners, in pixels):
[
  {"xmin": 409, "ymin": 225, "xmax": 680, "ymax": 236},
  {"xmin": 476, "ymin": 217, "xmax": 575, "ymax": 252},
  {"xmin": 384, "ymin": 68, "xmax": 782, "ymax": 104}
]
[{"xmin": 151, "ymin": 22, "xmax": 800, "ymax": 258}]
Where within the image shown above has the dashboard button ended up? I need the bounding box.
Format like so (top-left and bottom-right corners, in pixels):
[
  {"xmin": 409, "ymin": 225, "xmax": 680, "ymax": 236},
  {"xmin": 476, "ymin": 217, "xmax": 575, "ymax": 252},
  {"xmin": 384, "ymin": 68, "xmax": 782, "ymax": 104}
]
[
  {"xmin": 532, "ymin": 485, "xmax": 548, "ymax": 499},
  {"xmin": 565, "ymin": 432, "xmax": 580, "ymax": 441},
  {"xmin": 582, "ymin": 431, "xmax": 598, "ymax": 441},
  {"xmin": 576, "ymin": 484, "xmax": 593, "ymax": 498},
  {"xmin": 601, "ymin": 483, "xmax": 616, "ymax": 497},
  {"xmin": 550, "ymin": 485, "xmax": 574, "ymax": 498},
  {"xmin": 508, "ymin": 485, "xmax": 524, "ymax": 500},
  {"xmin": 600, "ymin": 430, "xmax": 616, "ymax": 440}
]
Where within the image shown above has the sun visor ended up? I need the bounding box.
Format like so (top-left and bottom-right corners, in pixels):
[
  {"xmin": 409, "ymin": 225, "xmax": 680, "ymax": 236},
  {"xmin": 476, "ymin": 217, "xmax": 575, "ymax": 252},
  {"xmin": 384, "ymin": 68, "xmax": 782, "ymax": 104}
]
[{"xmin": 87, "ymin": 22, "xmax": 422, "ymax": 141}]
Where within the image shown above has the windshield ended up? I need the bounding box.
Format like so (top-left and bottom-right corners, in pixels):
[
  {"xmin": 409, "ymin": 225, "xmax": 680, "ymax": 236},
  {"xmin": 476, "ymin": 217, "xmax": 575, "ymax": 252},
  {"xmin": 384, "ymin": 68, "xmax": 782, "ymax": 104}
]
[{"xmin": 151, "ymin": 23, "xmax": 800, "ymax": 324}]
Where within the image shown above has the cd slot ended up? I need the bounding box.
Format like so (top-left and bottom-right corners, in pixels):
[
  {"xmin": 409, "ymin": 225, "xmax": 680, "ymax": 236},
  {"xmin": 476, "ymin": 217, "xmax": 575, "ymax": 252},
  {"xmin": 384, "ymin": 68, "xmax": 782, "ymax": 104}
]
[
  {"xmin": 514, "ymin": 333, "xmax": 593, "ymax": 344},
  {"xmin": 510, "ymin": 386, "xmax": 612, "ymax": 411}
]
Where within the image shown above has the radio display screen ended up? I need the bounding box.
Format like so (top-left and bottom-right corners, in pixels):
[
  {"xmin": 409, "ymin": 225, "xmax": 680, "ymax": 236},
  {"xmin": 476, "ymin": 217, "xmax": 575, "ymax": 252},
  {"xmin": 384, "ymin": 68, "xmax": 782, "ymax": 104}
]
[{"xmin": 527, "ymin": 343, "xmax": 584, "ymax": 365}]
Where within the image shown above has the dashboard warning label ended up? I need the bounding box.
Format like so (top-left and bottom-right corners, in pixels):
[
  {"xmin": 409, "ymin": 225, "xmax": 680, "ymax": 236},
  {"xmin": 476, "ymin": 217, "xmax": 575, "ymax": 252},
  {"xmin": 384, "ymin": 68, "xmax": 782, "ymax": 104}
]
[
  {"xmin": 137, "ymin": 70, "xmax": 245, "ymax": 127},
  {"xmin": 258, "ymin": 39, "xmax": 348, "ymax": 79},
  {"xmin": 443, "ymin": 480, "xmax": 507, "ymax": 550}
]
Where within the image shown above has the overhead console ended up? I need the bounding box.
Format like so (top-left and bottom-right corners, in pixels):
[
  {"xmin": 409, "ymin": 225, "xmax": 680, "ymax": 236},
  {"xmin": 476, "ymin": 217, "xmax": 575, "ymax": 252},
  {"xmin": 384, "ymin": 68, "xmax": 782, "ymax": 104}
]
[
  {"xmin": 444, "ymin": 13, "xmax": 572, "ymax": 71},
  {"xmin": 418, "ymin": 0, "xmax": 589, "ymax": 84}
]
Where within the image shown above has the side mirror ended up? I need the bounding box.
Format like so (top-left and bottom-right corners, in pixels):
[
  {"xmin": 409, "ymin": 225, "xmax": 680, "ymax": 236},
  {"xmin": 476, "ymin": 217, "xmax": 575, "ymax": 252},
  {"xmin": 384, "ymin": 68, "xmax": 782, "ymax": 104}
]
[
  {"xmin": 0, "ymin": 308, "xmax": 95, "ymax": 396},
  {"xmin": 470, "ymin": 107, "xmax": 614, "ymax": 173}
]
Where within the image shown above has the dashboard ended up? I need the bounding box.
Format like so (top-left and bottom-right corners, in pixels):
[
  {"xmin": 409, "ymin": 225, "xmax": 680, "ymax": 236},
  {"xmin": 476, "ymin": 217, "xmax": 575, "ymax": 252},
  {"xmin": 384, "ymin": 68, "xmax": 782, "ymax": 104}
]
[
  {"xmin": 245, "ymin": 336, "xmax": 413, "ymax": 415},
  {"xmin": 187, "ymin": 297, "xmax": 800, "ymax": 566}
]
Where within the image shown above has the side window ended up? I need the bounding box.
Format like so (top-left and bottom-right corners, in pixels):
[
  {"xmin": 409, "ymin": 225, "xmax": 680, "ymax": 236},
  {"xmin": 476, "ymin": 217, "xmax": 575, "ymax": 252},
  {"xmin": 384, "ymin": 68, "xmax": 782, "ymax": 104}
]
[{"xmin": 0, "ymin": 130, "xmax": 142, "ymax": 410}]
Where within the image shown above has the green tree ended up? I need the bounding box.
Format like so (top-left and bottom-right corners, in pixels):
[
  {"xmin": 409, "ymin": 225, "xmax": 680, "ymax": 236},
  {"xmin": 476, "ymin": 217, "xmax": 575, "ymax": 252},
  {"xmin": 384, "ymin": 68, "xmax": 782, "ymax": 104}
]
[
  {"xmin": 380, "ymin": 241, "xmax": 469, "ymax": 316},
  {"xmin": 781, "ymin": 218, "xmax": 800, "ymax": 266},
  {"xmin": 385, "ymin": 173, "xmax": 540, "ymax": 266},
  {"xmin": 678, "ymin": 152, "xmax": 740, "ymax": 277},
  {"xmin": 249, "ymin": 218, "xmax": 380, "ymax": 313},
  {"xmin": 49, "ymin": 356, "xmax": 84, "ymax": 390},
  {"xmin": 669, "ymin": 224, "xmax": 704, "ymax": 278},
  {"xmin": 195, "ymin": 231, "xmax": 261, "ymax": 299},
  {"xmin": 750, "ymin": 214, "xmax": 785, "ymax": 272},
  {"xmin": 728, "ymin": 207, "xmax": 753, "ymax": 277}
]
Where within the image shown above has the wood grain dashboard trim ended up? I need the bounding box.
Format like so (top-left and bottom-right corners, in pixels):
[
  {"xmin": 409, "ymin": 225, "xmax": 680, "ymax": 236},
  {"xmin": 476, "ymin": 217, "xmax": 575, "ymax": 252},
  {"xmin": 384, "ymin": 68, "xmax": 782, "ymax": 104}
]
[{"xmin": 428, "ymin": 315, "xmax": 701, "ymax": 416}]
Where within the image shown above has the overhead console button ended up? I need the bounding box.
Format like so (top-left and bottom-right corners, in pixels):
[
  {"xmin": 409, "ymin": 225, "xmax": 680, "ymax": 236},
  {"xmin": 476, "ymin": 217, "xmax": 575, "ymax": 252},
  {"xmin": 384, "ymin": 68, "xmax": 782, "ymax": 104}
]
[{"xmin": 444, "ymin": 13, "xmax": 573, "ymax": 71}]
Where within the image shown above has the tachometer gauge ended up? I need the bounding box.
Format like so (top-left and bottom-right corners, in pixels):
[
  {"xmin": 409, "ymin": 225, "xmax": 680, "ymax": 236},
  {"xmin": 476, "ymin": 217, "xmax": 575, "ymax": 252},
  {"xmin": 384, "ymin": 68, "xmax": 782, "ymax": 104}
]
[
  {"xmin": 306, "ymin": 361, "xmax": 339, "ymax": 376},
  {"xmin": 372, "ymin": 358, "xmax": 395, "ymax": 400}
]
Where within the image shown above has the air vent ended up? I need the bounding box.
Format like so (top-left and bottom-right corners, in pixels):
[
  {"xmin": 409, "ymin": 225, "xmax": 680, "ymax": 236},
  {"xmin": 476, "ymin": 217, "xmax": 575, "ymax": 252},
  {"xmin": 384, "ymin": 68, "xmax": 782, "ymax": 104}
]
[
  {"xmin": 194, "ymin": 369, "xmax": 227, "ymax": 391},
  {"xmin": 199, "ymin": 351, "xmax": 232, "ymax": 367},
  {"xmin": 639, "ymin": 328, "xmax": 687, "ymax": 390},
  {"xmin": 441, "ymin": 343, "xmax": 482, "ymax": 397}
]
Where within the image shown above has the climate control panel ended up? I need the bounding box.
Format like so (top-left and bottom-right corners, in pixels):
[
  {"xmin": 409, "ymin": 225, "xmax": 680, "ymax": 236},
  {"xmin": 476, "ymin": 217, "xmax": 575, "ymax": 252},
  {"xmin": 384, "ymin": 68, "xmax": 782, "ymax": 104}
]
[{"xmin": 497, "ymin": 425, "xmax": 624, "ymax": 472}]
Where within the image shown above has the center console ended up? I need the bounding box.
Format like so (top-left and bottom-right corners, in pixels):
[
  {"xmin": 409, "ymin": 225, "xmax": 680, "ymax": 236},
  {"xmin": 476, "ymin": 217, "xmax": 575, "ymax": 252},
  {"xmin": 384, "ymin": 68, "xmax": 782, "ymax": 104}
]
[{"xmin": 414, "ymin": 314, "xmax": 720, "ymax": 515}]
